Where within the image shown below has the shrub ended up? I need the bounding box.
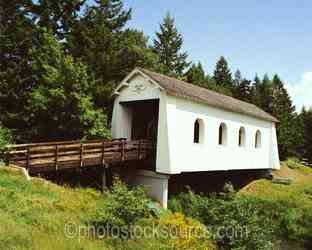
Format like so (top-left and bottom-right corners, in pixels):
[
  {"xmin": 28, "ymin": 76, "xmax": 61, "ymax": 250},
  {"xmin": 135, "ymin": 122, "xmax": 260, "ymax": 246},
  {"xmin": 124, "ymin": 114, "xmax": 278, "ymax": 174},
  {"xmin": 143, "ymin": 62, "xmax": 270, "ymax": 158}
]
[
  {"xmin": 104, "ymin": 212, "xmax": 217, "ymax": 250},
  {"xmin": 0, "ymin": 125, "xmax": 12, "ymax": 161},
  {"xmin": 90, "ymin": 177, "xmax": 152, "ymax": 238},
  {"xmin": 284, "ymin": 157, "xmax": 305, "ymax": 170},
  {"xmin": 283, "ymin": 157, "xmax": 312, "ymax": 174},
  {"xmin": 155, "ymin": 212, "xmax": 217, "ymax": 250},
  {"xmin": 304, "ymin": 187, "xmax": 312, "ymax": 196},
  {"xmin": 219, "ymin": 182, "xmax": 236, "ymax": 201},
  {"xmin": 169, "ymin": 190, "xmax": 275, "ymax": 250},
  {"xmin": 167, "ymin": 197, "xmax": 183, "ymax": 213},
  {"xmin": 279, "ymin": 207, "xmax": 312, "ymax": 245}
]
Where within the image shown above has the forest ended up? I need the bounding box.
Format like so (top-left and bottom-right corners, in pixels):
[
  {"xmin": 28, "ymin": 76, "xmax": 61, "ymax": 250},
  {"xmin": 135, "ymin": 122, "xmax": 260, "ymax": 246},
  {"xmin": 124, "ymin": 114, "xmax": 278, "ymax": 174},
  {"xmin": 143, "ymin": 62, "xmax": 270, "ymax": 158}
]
[{"xmin": 1, "ymin": 0, "xmax": 312, "ymax": 163}]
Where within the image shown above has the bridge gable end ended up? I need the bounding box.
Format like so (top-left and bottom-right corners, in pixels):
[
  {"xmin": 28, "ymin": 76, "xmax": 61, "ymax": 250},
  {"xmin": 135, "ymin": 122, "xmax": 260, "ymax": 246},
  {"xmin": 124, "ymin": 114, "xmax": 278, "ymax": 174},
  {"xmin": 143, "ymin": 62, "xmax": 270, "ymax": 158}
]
[{"xmin": 114, "ymin": 69, "xmax": 163, "ymax": 102}]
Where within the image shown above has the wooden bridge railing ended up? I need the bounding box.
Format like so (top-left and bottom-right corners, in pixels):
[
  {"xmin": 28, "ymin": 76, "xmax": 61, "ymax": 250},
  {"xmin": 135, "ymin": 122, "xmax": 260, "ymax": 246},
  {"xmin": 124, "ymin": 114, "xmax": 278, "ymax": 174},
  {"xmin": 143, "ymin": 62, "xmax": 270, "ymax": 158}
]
[{"xmin": 5, "ymin": 139, "xmax": 155, "ymax": 173}]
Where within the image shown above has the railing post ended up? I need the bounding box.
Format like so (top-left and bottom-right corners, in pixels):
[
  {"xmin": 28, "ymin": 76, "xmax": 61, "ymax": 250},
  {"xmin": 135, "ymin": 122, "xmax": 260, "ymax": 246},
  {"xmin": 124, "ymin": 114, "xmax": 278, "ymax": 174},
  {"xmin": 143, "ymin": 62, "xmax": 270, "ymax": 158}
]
[
  {"xmin": 26, "ymin": 145, "xmax": 31, "ymax": 171},
  {"xmin": 101, "ymin": 140, "xmax": 105, "ymax": 167},
  {"xmin": 138, "ymin": 140, "xmax": 141, "ymax": 160},
  {"xmin": 122, "ymin": 139, "xmax": 126, "ymax": 161},
  {"xmin": 55, "ymin": 144, "xmax": 58, "ymax": 170},
  {"xmin": 4, "ymin": 146, "xmax": 10, "ymax": 165},
  {"xmin": 80, "ymin": 143, "xmax": 83, "ymax": 167}
]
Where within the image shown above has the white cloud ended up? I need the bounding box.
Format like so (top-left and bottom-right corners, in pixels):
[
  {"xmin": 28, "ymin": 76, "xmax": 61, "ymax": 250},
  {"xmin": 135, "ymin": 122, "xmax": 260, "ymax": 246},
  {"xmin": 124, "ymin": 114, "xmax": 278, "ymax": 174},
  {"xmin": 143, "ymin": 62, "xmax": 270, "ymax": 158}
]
[{"xmin": 286, "ymin": 72, "xmax": 312, "ymax": 111}]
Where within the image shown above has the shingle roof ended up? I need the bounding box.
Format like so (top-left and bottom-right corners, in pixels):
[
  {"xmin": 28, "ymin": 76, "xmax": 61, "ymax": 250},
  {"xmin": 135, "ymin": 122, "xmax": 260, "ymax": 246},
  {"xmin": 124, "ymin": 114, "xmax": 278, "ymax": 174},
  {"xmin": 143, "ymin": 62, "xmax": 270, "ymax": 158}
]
[{"xmin": 139, "ymin": 68, "xmax": 278, "ymax": 123}]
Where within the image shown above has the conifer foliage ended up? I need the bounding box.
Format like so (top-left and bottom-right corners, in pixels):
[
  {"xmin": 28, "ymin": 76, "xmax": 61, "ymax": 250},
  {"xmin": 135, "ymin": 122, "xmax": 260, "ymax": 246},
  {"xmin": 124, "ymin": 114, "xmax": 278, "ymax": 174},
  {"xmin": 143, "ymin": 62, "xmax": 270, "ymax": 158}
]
[
  {"xmin": 184, "ymin": 62, "xmax": 206, "ymax": 85},
  {"xmin": 233, "ymin": 70, "xmax": 252, "ymax": 102},
  {"xmin": 296, "ymin": 108, "xmax": 312, "ymax": 162},
  {"xmin": 27, "ymin": 31, "xmax": 110, "ymax": 141},
  {"xmin": 68, "ymin": 0, "xmax": 157, "ymax": 107},
  {"xmin": 0, "ymin": 1, "xmax": 35, "ymax": 137},
  {"xmin": 153, "ymin": 13, "xmax": 190, "ymax": 76},
  {"xmin": 271, "ymin": 75, "xmax": 297, "ymax": 159},
  {"xmin": 213, "ymin": 56, "xmax": 233, "ymax": 90}
]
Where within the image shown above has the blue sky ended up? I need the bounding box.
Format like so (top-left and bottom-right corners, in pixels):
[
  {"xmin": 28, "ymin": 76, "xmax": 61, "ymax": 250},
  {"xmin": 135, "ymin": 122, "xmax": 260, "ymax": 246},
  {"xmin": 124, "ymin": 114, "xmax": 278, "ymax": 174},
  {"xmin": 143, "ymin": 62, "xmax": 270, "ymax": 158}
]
[{"xmin": 87, "ymin": 0, "xmax": 312, "ymax": 110}]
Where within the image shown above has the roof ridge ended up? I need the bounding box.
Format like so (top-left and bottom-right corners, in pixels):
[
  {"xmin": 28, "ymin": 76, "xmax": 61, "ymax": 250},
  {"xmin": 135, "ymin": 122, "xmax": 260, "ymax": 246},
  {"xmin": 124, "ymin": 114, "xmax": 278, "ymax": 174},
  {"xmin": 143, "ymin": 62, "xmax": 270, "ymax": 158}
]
[
  {"xmin": 141, "ymin": 68, "xmax": 259, "ymax": 108},
  {"xmin": 138, "ymin": 68, "xmax": 278, "ymax": 122}
]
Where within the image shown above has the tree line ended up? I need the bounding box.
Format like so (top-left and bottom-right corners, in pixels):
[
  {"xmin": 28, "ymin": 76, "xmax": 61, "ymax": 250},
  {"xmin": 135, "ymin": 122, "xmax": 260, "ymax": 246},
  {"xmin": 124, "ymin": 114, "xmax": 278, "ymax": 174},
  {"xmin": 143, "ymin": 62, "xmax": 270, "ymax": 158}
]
[{"xmin": 0, "ymin": 0, "xmax": 311, "ymax": 162}]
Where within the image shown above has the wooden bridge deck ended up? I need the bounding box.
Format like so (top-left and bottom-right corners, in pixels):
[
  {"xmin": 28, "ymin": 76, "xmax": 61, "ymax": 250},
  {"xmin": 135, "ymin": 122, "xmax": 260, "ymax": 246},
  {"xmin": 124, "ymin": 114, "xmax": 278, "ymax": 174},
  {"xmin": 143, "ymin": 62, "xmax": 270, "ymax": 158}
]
[{"xmin": 5, "ymin": 139, "xmax": 155, "ymax": 174}]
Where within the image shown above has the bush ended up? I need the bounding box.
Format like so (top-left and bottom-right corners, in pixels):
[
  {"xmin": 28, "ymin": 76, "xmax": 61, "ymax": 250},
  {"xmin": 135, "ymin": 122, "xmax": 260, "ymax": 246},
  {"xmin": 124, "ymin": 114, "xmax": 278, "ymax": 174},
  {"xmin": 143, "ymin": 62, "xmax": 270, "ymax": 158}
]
[
  {"xmin": 304, "ymin": 187, "xmax": 312, "ymax": 196},
  {"xmin": 103, "ymin": 211, "xmax": 217, "ymax": 250},
  {"xmin": 169, "ymin": 190, "xmax": 275, "ymax": 250},
  {"xmin": 279, "ymin": 207, "xmax": 312, "ymax": 245},
  {"xmin": 0, "ymin": 125, "xmax": 12, "ymax": 161},
  {"xmin": 283, "ymin": 157, "xmax": 312, "ymax": 175},
  {"xmin": 155, "ymin": 212, "xmax": 217, "ymax": 250},
  {"xmin": 167, "ymin": 197, "xmax": 183, "ymax": 213},
  {"xmin": 90, "ymin": 177, "xmax": 152, "ymax": 238},
  {"xmin": 284, "ymin": 157, "xmax": 305, "ymax": 170},
  {"xmin": 219, "ymin": 182, "xmax": 236, "ymax": 201}
]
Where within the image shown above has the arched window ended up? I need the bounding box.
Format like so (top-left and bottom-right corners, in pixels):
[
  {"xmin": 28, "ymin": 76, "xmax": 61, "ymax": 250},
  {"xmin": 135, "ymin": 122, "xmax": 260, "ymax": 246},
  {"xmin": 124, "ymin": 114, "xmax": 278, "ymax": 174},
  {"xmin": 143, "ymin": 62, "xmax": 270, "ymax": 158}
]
[
  {"xmin": 194, "ymin": 119, "xmax": 204, "ymax": 144},
  {"xmin": 219, "ymin": 123, "xmax": 227, "ymax": 145},
  {"xmin": 239, "ymin": 127, "xmax": 246, "ymax": 147},
  {"xmin": 255, "ymin": 130, "xmax": 261, "ymax": 148}
]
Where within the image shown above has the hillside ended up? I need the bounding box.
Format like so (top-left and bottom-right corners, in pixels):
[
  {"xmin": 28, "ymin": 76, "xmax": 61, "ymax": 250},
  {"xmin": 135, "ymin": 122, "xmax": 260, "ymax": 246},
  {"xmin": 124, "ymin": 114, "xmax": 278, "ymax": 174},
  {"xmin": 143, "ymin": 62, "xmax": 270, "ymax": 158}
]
[
  {"xmin": 168, "ymin": 159, "xmax": 312, "ymax": 249},
  {"xmin": 1, "ymin": 160, "xmax": 312, "ymax": 250},
  {"xmin": 0, "ymin": 166, "xmax": 215, "ymax": 250},
  {"xmin": 240, "ymin": 158, "xmax": 312, "ymax": 208},
  {"xmin": 0, "ymin": 166, "xmax": 105, "ymax": 249},
  {"xmin": 239, "ymin": 159, "xmax": 312, "ymax": 249}
]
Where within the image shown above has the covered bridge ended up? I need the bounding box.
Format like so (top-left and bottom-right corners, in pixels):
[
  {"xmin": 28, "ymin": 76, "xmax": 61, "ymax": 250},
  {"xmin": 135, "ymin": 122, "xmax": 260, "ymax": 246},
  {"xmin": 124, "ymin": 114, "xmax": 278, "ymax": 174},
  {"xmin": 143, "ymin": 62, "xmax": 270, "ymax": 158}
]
[{"xmin": 112, "ymin": 68, "xmax": 280, "ymax": 207}]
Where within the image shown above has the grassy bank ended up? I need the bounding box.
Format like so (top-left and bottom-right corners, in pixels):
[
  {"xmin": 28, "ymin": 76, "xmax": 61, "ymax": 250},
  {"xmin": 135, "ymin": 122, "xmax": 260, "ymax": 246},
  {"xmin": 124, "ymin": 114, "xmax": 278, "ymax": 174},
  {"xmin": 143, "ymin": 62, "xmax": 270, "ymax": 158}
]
[
  {"xmin": 1, "ymin": 159, "xmax": 312, "ymax": 249},
  {"xmin": 0, "ymin": 166, "xmax": 215, "ymax": 250},
  {"xmin": 239, "ymin": 158, "xmax": 312, "ymax": 208}
]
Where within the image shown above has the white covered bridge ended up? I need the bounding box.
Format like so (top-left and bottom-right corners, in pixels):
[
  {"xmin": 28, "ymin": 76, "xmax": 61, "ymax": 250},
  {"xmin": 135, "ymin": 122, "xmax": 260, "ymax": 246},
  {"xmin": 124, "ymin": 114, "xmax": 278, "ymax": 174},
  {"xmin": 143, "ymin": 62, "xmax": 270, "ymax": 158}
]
[{"xmin": 112, "ymin": 68, "xmax": 280, "ymax": 207}]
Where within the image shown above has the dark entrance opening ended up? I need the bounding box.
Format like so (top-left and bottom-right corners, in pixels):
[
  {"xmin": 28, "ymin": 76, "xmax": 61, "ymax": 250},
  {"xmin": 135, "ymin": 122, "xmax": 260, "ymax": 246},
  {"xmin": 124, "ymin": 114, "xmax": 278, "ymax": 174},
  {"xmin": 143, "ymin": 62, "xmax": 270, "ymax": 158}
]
[
  {"xmin": 120, "ymin": 99, "xmax": 159, "ymax": 143},
  {"xmin": 119, "ymin": 99, "xmax": 159, "ymax": 171}
]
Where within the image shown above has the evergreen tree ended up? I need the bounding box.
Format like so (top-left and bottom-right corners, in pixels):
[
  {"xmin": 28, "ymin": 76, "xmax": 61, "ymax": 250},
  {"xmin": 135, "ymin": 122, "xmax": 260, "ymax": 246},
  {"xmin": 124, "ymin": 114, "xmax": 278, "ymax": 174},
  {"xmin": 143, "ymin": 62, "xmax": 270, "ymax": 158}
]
[
  {"xmin": 26, "ymin": 31, "xmax": 110, "ymax": 141},
  {"xmin": 184, "ymin": 62, "xmax": 206, "ymax": 86},
  {"xmin": 68, "ymin": 1, "xmax": 158, "ymax": 107},
  {"xmin": 250, "ymin": 73, "xmax": 300, "ymax": 159},
  {"xmin": 233, "ymin": 70, "xmax": 242, "ymax": 89},
  {"xmin": 294, "ymin": 107, "xmax": 307, "ymax": 158},
  {"xmin": 235, "ymin": 79, "xmax": 252, "ymax": 102},
  {"xmin": 30, "ymin": 0, "xmax": 85, "ymax": 39},
  {"xmin": 251, "ymin": 74, "xmax": 273, "ymax": 114},
  {"xmin": 298, "ymin": 108, "xmax": 312, "ymax": 163},
  {"xmin": 250, "ymin": 75, "xmax": 261, "ymax": 104},
  {"xmin": 88, "ymin": 0, "xmax": 132, "ymax": 31},
  {"xmin": 0, "ymin": 0, "xmax": 36, "ymax": 139},
  {"xmin": 153, "ymin": 13, "xmax": 190, "ymax": 76},
  {"xmin": 184, "ymin": 62, "xmax": 233, "ymax": 96},
  {"xmin": 0, "ymin": 123, "xmax": 13, "ymax": 155},
  {"xmin": 271, "ymin": 74, "xmax": 297, "ymax": 159},
  {"xmin": 233, "ymin": 70, "xmax": 251, "ymax": 102},
  {"xmin": 262, "ymin": 75, "xmax": 274, "ymax": 114},
  {"xmin": 213, "ymin": 56, "xmax": 233, "ymax": 91}
]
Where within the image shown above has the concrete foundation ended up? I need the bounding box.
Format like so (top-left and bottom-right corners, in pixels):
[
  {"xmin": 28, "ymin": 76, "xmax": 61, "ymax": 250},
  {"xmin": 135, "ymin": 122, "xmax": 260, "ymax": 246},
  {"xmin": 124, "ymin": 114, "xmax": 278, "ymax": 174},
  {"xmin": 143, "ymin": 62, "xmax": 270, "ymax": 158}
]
[{"xmin": 118, "ymin": 169, "xmax": 170, "ymax": 208}]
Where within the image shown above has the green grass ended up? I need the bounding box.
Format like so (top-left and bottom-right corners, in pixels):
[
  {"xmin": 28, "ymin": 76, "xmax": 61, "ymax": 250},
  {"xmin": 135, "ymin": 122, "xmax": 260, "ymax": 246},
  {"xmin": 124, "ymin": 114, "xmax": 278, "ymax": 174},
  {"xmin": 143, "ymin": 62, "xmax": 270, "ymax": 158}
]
[
  {"xmin": 0, "ymin": 166, "xmax": 106, "ymax": 250},
  {"xmin": 239, "ymin": 159, "xmax": 312, "ymax": 249},
  {"xmin": 0, "ymin": 166, "xmax": 215, "ymax": 250},
  {"xmin": 239, "ymin": 160, "xmax": 312, "ymax": 209}
]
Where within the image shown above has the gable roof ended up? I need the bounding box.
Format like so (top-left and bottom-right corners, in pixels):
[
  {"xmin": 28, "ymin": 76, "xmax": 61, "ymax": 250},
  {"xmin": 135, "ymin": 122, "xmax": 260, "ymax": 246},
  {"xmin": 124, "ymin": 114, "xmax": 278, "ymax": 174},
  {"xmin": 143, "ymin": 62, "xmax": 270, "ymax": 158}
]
[{"xmin": 138, "ymin": 68, "xmax": 278, "ymax": 123}]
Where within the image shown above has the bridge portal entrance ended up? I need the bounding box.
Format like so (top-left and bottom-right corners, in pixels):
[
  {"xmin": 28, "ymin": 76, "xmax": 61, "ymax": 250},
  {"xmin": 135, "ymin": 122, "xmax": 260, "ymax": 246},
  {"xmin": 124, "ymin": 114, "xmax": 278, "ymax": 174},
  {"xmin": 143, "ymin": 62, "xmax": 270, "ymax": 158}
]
[{"xmin": 120, "ymin": 99, "xmax": 159, "ymax": 143}]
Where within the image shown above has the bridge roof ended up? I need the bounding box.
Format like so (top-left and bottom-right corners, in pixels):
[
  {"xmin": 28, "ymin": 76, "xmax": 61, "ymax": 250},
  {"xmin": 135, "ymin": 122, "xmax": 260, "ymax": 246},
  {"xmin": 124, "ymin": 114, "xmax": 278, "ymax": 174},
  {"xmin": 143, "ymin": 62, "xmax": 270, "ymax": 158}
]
[{"xmin": 139, "ymin": 68, "xmax": 278, "ymax": 123}]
